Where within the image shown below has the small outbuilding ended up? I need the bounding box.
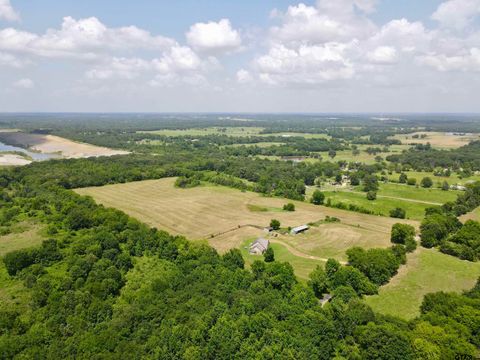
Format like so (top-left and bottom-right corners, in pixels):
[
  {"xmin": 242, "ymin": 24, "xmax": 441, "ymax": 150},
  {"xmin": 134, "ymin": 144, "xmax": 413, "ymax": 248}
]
[
  {"xmin": 249, "ymin": 238, "xmax": 270, "ymax": 255},
  {"xmin": 291, "ymin": 225, "xmax": 309, "ymax": 235}
]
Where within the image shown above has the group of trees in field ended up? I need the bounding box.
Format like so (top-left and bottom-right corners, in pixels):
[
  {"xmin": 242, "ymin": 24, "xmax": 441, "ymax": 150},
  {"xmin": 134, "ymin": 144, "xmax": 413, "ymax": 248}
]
[{"xmin": 417, "ymin": 182, "xmax": 480, "ymax": 261}]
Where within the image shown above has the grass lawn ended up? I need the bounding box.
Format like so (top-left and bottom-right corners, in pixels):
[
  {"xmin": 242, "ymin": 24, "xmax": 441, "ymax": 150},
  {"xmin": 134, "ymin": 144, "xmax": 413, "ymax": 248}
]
[
  {"xmin": 365, "ymin": 248, "xmax": 480, "ymax": 319},
  {"xmin": 0, "ymin": 222, "xmax": 46, "ymax": 257},
  {"xmin": 312, "ymin": 182, "xmax": 459, "ymax": 221},
  {"xmin": 240, "ymin": 239, "xmax": 323, "ymax": 281},
  {"xmin": 321, "ymin": 190, "xmax": 429, "ymax": 220},
  {"xmin": 387, "ymin": 171, "xmax": 480, "ymax": 187},
  {"xmin": 378, "ymin": 183, "xmax": 460, "ymax": 204}
]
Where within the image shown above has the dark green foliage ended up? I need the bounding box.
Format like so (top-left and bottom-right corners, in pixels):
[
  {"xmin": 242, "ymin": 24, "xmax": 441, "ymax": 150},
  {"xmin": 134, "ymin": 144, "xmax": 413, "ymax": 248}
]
[
  {"xmin": 442, "ymin": 181, "xmax": 450, "ymax": 191},
  {"xmin": 308, "ymin": 265, "xmax": 328, "ymax": 297},
  {"xmin": 283, "ymin": 203, "xmax": 295, "ymax": 211},
  {"xmin": 421, "ymin": 177, "xmax": 433, "ymax": 188},
  {"xmin": 263, "ymin": 246, "xmax": 275, "ymax": 262},
  {"xmin": 366, "ymin": 191, "xmax": 377, "ymax": 201},
  {"xmin": 407, "ymin": 178, "xmax": 417, "ymax": 186},
  {"xmin": 391, "ymin": 223, "xmax": 415, "ymax": 245},
  {"xmin": 311, "ymin": 190, "xmax": 325, "ymax": 205},
  {"xmin": 222, "ymin": 248, "xmax": 245, "ymax": 270},
  {"xmin": 399, "ymin": 173, "xmax": 408, "ymax": 183},
  {"xmin": 346, "ymin": 247, "xmax": 401, "ymax": 285},
  {"xmin": 363, "ymin": 175, "xmax": 379, "ymax": 192},
  {"xmin": 420, "ymin": 213, "xmax": 461, "ymax": 249},
  {"xmin": 175, "ymin": 176, "xmax": 201, "ymax": 188},
  {"xmin": 389, "ymin": 207, "xmax": 406, "ymax": 219},
  {"xmin": 269, "ymin": 219, "xmax": 280, "ymax": 230},
  {"xmin": 355, "ymin": 323, "xmax": 414, "ymax": 360}
]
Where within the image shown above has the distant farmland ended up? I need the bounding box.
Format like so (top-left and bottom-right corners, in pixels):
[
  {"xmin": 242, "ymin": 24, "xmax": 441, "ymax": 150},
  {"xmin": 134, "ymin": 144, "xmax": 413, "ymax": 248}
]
[{"xmin": 75, "ymin": 178, "xmax": 416, "ymax": 268}]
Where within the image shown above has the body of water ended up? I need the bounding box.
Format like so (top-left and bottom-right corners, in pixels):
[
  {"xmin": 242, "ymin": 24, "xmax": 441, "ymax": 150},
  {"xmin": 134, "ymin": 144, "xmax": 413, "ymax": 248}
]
[{"xmin": 0, "ymin": 141, "xmax": 60, "ymax": 161}]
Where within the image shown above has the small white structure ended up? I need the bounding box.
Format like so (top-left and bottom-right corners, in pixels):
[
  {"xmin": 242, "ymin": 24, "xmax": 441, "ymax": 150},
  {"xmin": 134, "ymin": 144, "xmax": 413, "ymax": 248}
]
[
  {"xmin": 450, "ymin": 184, "xmax": 467, "ymax": 191},
  {"xmin": 249, "ymin": 238, "xmax": 270, "ymax": 255},
  {"xmin": 291, "ymin": 225, "xmax": 309, "ymax": 235}
]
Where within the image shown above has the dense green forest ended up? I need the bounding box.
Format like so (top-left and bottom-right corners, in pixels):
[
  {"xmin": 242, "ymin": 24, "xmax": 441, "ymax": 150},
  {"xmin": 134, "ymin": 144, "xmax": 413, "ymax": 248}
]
[{"xmin": 1, "ymin": 158, "xmax": 480, "ymax": 359}]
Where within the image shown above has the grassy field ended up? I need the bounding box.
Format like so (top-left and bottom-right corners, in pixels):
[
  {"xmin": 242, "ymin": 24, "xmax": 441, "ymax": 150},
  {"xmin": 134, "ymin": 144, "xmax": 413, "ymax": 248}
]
[
  {"xmin": 391, "ymin": 131, "xmax": 480, "ymax": 149},
  {"xmin": 461, "ymin": 206, "xmax": 480, "ymax": 222},
  {"xmin": 0, "ymin": 222, "xmax": 47, "ymax": 310},
  {"xmin": 387, "ymin": 171, "xmax": 480, "ymax": 186},
  {"xmin": 75, "ymin": 178, "xmax": 415, "ymax": 264},
  {"xmin": 241, "ymin": 239, "xmax": 323, "ymax": 281},
  {"xmin": 0, "ymin": 222, "xmax": 46, "ymax": 256},
  {"xmin": 316, "ymin": 145, "xmax": 411, "ymax": 165},
  {"xmin": 311, "ymin": 182, "xmax": 460, "ymax": 220},
  {"xmin": 365, "ymin": 248, "xmax": 480, "ymax": 319}
]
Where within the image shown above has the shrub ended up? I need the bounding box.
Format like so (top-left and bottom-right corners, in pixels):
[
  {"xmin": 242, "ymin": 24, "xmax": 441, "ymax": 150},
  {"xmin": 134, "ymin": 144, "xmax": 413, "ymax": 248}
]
[
  {"xmin": 311, "ymin": 190, "xmax": 325, "ymax": 205},
  {"xmin": 421, "ymin": 177, "xmax": 433, "ymax": 188},
  {"xmin": 407, "ymin": 178, "xmax": 417, "ymax": 186},
  {"xmin": 263, "ymin": 247, "xmax": 275, "ymax": 262},
  {"xmin": 270, "ymin": 219, "xmax": 281, "ymax": 230},
  {"xmin": 390, "ymin": 207, "xmax": 406, "ymax": 219},
  {"xmin": 366, "ymin": 191, "xmax": 377, "ymax": 201},
  {"xmin": 391, "ymin": 223, "xmax": 415, "ymax": 244},
  {"xmin": 283, "ymin": 203, "xmax": 295, "ymax": 211}
]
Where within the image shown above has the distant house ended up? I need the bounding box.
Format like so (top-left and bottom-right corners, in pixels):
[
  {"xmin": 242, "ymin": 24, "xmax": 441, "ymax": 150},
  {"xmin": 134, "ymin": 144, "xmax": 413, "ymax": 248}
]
[
  {"xmin": 249, "ymin": 238, "xmax": 270, "ymax": 255},
  {"xmin": 291, "ymin": 225, "xmax": 309, "ymax": 235}
]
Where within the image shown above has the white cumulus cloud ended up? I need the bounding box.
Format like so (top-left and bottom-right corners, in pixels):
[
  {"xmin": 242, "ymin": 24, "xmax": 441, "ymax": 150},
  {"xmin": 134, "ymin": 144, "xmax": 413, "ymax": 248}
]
[
  {"xmin": 186, "ymin": 19, "xmax": 241, "ymax": 54},
  {"xmin": 432, "ymin": 0, "xmax": 480, "ymax": 30},
  {"xmin": 0, "ymin": 0, "xmax": 19, "ymax": 22}
]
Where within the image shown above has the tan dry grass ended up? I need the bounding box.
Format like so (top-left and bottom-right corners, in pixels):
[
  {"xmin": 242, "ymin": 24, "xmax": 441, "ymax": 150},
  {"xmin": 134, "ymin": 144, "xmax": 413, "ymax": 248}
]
[
  {"xmin": 0, "ymin": 131, "xmax": 129, "ymax": 158},
  {"xmin": 0, "ymin": 154, "xmax": 31, "ymax": 166},
  {"xmin": 75, "ymin": 178, "xmax": 418, "ymax": 256},
  {"xmin": 392, "ymin": 131, "xmax": 480, "ymax": 149}
]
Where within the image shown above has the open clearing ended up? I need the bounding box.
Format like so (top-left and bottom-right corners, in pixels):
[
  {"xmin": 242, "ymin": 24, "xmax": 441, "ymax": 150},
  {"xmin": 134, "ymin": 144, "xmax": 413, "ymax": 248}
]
[
  {"xmin": 0, "ymin": 153, "xmax": 31, "ymax": 166},
  {"xmin": 365, "ymin": 248, "xmax": 480, "ymax": 319},
  {"xmin": 391, "ymin": 131, "xmax": 480, "ymax": 149},
  {"xmin": 312, "ymin": 183, "xmax": 460, "ymax": 220},
  {"xmin": 241, "ymin": 240, "xmax": 324, "ymax": 281},
  {"xmin": 0, "ymin": 222, "xmax": 46, "ymax": 257},
  {"xmin": 75, "ymin": 178, "xmax": 416, "ymax": 265},
  {"xmin": 461, "ymin": 206, "xmax": 480, "ymax": 222},
  {"xmin": 0, "ymin": 131, "xmax": 129, "ymax": 159},
  {"xmin": 387, "ymin": 171, "xmax": 480, "ymax": 186}
]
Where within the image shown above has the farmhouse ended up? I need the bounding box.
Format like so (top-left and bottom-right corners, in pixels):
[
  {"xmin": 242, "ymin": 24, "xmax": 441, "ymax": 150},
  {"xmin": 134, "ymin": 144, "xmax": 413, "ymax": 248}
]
[
  {"xmin": 291, "ymin": 225, "xmax": 309, "ymax": 235},
  {"xmin": 249, "ymin": 238, "xmax": 270, "ymax": 255}
]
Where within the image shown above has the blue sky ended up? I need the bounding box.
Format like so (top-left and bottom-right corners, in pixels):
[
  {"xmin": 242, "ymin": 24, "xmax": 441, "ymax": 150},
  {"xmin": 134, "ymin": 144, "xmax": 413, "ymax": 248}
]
[{"xmin": 1, "ymin": 0, "xmax": 480, "ymax": 112}]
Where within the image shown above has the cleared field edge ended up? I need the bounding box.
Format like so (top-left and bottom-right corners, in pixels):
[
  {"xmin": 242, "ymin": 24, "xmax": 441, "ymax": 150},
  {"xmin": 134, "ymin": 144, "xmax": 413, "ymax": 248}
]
[{"xmin": 365, "ymin": 248, "xmax": 480, "ymax": 320}]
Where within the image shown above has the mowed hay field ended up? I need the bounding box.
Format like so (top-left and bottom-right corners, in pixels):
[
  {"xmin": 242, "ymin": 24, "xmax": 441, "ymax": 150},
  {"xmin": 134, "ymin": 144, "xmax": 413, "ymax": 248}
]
[
  {"xmin": 391, "ymin": 131, "xmax": 480, "ymax": 149},
  {"xmin": 365, "ymin": 248, "xmax": 480, "ymax": 320},
  {"xmin": 75, "ymin": 178, "xmax": 417, "ymax": 261}
]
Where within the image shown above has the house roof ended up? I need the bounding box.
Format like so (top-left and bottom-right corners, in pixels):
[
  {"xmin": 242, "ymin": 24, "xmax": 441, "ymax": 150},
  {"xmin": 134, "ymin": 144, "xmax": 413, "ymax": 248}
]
[
  {"xmin": 250, "ymin": 238, "xmax": 269, "ymax": 251},
  {"xmin": 291, "ymin": 225, "xmax": 309, "ymax": 233}
]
